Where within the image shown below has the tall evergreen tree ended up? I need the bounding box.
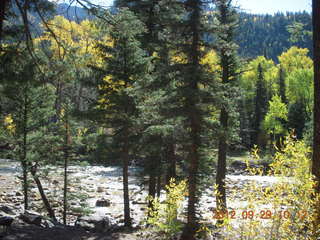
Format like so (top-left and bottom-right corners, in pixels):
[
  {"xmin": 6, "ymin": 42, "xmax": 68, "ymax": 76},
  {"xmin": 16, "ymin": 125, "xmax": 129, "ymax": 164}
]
[
  {"xmin": 288, "ymin": 101, "xmax": 306, "ymax": 139},
  {"xmin": 178, "ymin": 1, "xmax": 211, "ymax": 239},
  {"xmin": 115, "ymin": 0, "xmax": 163, "ymax": 207},
  {"xmin": 0, "ymin": 48, "xmax": 57, "ymax": 220},
  {"xmin": 214, "ymin": 0, "xmax": 239, "ymax": 215},
  {"xmin": 252, "ymin": 63, "xmax": 268, "ymax": 148},
  {"xmin": 0, "ymin": 49, "xmax": 35, "ymax": 211},
  {"xmin": 27, "ymin": 85, "xmax": 58, "ymax": 222},
  {"xmin": 115, "ymin": 0, "xmax": 185, "ymax": 210},
  {"xmin": 95, "ymin": 9, "xmax": 152, "ymax": 227}
]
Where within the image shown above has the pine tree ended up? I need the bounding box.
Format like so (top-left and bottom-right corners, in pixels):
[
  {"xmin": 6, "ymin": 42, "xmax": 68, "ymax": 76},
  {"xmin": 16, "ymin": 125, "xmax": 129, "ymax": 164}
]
[
  {"xmin": 115, "ymin": 0, "xmax": 185, "ymax": 211},
  {"xmin": 27, "ymin": 85, "xmax": 58, "ymax": 222},
  {"xmin": 214, "ymin": 0, "xmax": 239, "ymax": 216},
  {"xmin": 178, "ymin": 0, "xmax": 211, "ymax": 238},
  {"xmin": 252, "ymin": 63, "xmax": 268, "ymax": 149},
  {"xmin": 288, "ymin": 101, "xmax": 306, "ymax": 139},
  {"xmin": 0, "ymin": 49, "xmax": 34, "ymax": 211},
  {"xmin": 95, "ymin": 9, "xmax": 152, "ymax": 227},
  {"xmin": 115, "ymin": 0, "xmax": 164, "ymax": 209},
  {"xmin": 0, "ymin": 49, "xmax": 57, "ymax": 220}
]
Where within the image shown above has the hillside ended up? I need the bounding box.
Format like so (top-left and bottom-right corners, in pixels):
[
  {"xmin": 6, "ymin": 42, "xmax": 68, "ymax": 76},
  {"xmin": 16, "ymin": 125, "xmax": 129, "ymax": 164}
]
[
  {"xmin": 236, "ymin": 11, "xmax": 312, "ymax": 61},
  {"xmin": 54, "ymin": 4, "xmax": 312, "ymax": 61}
]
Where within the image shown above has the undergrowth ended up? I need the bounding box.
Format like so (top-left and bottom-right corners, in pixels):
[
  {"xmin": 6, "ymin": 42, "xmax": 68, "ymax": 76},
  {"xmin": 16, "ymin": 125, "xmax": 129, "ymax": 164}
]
[{"xmin": 210, "ymin": 136, "xmax": 319, "ymax": 240}]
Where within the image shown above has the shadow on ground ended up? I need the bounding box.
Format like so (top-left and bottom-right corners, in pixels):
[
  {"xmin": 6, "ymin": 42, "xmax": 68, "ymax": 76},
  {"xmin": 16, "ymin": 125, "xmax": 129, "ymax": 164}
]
[{"xmin": 0, "ymin": 225, "xmax": 139, "ymax": 240}]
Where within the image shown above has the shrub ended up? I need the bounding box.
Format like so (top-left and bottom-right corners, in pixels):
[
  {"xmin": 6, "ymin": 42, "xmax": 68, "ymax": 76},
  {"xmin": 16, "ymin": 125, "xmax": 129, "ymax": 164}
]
[
  {"xmin": 147, "ymin": 178, "xmax": 187, "ymax": 240},
  {"xmin": 212, "ymin": 136, "xmax": 318, "ymax": 240}
]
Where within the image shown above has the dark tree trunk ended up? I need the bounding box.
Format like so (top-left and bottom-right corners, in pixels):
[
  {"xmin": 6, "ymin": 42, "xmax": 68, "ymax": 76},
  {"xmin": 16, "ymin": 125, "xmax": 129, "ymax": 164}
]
[
  {"xmin": 76, "ymin": 85, "xmax": 83, "ymax": 111},
  {"xmin": 181, "ymin": 1, "xmax": 201, "ymax": 238},
  {"xmin": 122, "ymin": 129, "xmax": 131, "ymax": 227},
  {"xmin": 279, "ymin": 66, "xmax": 287, "ymax": 104},
  {"xmin": 22, "ymin": 88, "xmax": 29, "ymax": 211},
  {"xmin": 30, "ymin": 166, "xmax": 57, "ymax": 222},
  {"xmin": 166, "ymin": 143, "xmax": 176, "ymax": 185},
  {"xmin": 216, "ymin": 17, "xmax": 229, "ymax": 212},
  {"xmin": 55, "ymin": 80, "xmax": 62, "ymax": 117},
  {"xmin": 312, "ymin": 0, "xmax": 320, "ymax": 234},
  {"xmin": 182, "ymin": 113, "xmax": 200, "ymax": 240},
  {"xmin": 63, "ymin": 113, "xmax": 69, "ymax": 225},
  {"xmin": 269, "ymin": 133, "xmax": 274, "ymax": 155},
  {"xmin": 156, "ymin": 174, "xmax": 161, "ymax": 198},
  {"xmin": 275, "ymin": 133, "xmax": 282, "ymax": 151},
  {"xmin": 216, "ymin": 108, "xmax": 228, "ymax": 212},
  {"xmin": 148, "ymin": 165, "xmax": 156, "ymax": 216},
  {"xmin": 215, "ymin": 0, "xmax": 238, "ymax": 217}
]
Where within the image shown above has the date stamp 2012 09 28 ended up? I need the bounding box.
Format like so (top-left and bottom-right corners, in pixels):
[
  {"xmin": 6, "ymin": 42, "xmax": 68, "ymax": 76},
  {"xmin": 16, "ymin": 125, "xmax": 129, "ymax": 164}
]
[{"xmin": 212, "ymin": 209, "xmax": 308, "ymax": 220}]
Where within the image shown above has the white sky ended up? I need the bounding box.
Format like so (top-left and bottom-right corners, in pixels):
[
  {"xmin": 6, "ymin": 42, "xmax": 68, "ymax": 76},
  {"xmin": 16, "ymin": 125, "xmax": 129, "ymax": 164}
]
[{"xmin": 234, "ymin": 0, "xmax": 311, "ymax": 14}]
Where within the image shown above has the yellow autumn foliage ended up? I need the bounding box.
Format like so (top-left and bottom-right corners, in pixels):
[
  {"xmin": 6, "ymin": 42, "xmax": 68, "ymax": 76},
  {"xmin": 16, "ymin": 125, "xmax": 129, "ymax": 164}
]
[
  {"xmin": 3, "ymin": 114, "xmax": 15, "ymax": 133},
  {"xmin": 209, "ymin": 136, "xmax": 319, "ymax": 240},
  {"xmin": 38, "ymin": 16, "xmax": 110, "ymax": 68}
]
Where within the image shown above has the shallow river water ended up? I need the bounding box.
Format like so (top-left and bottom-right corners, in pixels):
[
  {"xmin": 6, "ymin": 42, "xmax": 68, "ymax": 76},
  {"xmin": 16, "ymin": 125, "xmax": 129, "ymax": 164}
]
[{"xmin": 0, "ymin": 159, "xmax": 285, "ymax": 226}]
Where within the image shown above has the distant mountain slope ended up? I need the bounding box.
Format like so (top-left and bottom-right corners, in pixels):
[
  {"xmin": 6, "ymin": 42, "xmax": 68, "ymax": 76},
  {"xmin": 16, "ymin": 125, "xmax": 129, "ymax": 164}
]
[
  {"xmin": 26, "ymin": 2, "xmax": 313, "ymax": 61},
  {"xmin": 236, "ymin": 12, "xmax": 312, "ymax": 61},
  {"xmin": 56, "ymin": 3, "xmax": 91, "ymax": 21}
]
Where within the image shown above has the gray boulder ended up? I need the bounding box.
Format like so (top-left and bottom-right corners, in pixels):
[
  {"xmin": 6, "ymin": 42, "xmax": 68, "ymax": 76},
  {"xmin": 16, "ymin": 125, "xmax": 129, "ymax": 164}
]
[
  {"xmin": 75, "ymin": 214, "xmax": 111, "ymax": 232},
  {"xmin": 0, "ymin": 206, "xmax": 16, "ymax": 216},
  {"xmin": 95, "ymin": 199, "xmax": 111, "ymax": 207},
  {"xmin": 230, "ymin": 160, "xmax": 247, "ymax": 170},
  {"xmin": 19, "ymin": 210, "xmax": 42, "ymax": 226}
]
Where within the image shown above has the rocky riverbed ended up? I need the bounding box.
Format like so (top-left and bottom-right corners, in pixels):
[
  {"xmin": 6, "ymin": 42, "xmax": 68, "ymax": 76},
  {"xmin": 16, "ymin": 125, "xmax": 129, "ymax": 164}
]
[{"xmin": 0, "ymin": 158, "xmax": 281, "ymax": 239}]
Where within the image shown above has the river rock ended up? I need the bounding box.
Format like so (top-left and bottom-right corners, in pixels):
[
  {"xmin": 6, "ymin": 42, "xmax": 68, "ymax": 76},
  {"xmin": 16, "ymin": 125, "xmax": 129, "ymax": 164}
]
[
  {"xmin": 0, "ymin": 216, "xmax": 14, "ymax": 230},
  {"xmin": 0, "ymin": 206, "xmax": 16, "ymax": 216},
  {"xmin": 15, "ymin": 191, "xmax": 23, "ymax": 197},
  {"xmin": 95, "ymin": 199, "xmax": 111, "ymax": 207},
  {"xmin": 19, "ymin": 210, "xmax": 42, "ymax": 226},
  {"xmin": 52, "ymin": 180, "xmax": 59, "ymax": 185},
  {"xmin": 41, "ymin": 219, "xmax": 56, "ymax": 228},
  {"xmin": 75, "ymin": 214, "xmax": 111, "ymax": 232},
  {"xmin": 230, "ymin": 160, "xmax": 247, "ymax": 170}
]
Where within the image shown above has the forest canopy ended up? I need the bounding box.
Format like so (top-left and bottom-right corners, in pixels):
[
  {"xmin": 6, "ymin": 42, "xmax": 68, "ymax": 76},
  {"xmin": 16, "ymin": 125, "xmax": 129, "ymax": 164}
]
[{"xmin": 0, "ymin": 1, "xmax": 317, "ymax": 240}]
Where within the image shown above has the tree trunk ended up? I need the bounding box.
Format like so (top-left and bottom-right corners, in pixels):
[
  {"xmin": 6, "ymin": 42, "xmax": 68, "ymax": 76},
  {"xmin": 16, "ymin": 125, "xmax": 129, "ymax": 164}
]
[
  {"xmin": 214, "ymin": 0, "xmax": 238, "ymax": 225},
  {"xmin": 166, "ymin": 143, "xmax": 176, "ymax": 185},
  {"xmin": 216, "ymin": 108, "xmax": 228, "ymax": 212},
  {"xmin": 269, "ymin": 134, "xmax": 274, "ymax": 155},
  {"xmin": 279, "ymin": 66, "xmax": 287, "ymax": 104},
  {"xmin": 30, "ymin": 166, "xmax": 57, "ymax": 222},
  {"xmin": 122, "ymin": 129, "xmax": 131, "ymax": 227},
  {"xmin": 181, "ymin": 114, "xmax": 200, "ymax": 240},
  {"xmin": 63, "ymin": 112, "xmax": 69, "ymax": 225},
  {"xmin": 55, "ymin": 80, "xmax": 62, "ymax": 116},
  {"xmin": 156, "ymin": 172, "xmax": 161, "ymax": 198},
  {"xmin": 76, "ymin": 85, "xmax": 83, "ymax": 111},
  {"xmin": 22, "ymin": 88, "xmax": 29, "ymax": 211},
  {"xmin": 312, "ymin": 0, "xmax": 320, "ymax": 235},
  {"xmin": 148, "ymin": 165, "xmax": 156, "ymax": 217},
  {"xmin": 181, "ymin": 0, "xmax": 201, "ymax": 238}
]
